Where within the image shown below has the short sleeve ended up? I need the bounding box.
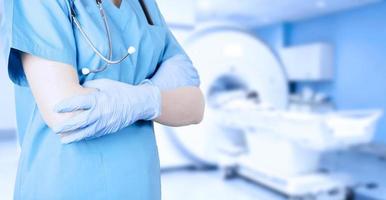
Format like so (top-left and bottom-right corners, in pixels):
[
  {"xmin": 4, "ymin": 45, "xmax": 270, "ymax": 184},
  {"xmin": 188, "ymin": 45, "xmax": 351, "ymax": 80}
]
[
  {"xmin": 161, "ymin": 28, "xmax": 187, "ymax": 63},
  {"xmin": 149, "ymin": 0, "xmax": 189, "ymax": 63},
  {"xmin": 7, "ymin": 0, "xmax": 77, "ymax": 86},
  {"xmin": 147, "ymin": 0, "xmax": 200, "ymax": 89}
]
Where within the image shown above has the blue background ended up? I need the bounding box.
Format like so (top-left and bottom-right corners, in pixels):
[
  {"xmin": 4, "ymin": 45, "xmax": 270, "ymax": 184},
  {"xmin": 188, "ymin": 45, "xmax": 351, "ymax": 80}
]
[{"xmin": 254, "ymin": 2, "xmax": 386, "ymax": 144}]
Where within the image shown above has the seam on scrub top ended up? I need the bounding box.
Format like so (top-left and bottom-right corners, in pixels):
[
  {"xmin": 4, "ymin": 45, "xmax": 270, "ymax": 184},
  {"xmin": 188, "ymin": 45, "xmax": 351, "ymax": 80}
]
[
  {"xmin": 10, "ymin": 2, "xmax": 77, "ymax": 69},
  {"xmin": 11, "ymin": 3, "xmax": 23, "ymax": 196},
  {"xmin": 16, "ymin": 103, "xmax": 38, "ymax": 197},
  {"xmin": 12, "ymin": 34, "xmax": 77, "ymax": 69},
  {"xmin": 84, "ymin": 140, "xmax": 109, "ymax": 198}
]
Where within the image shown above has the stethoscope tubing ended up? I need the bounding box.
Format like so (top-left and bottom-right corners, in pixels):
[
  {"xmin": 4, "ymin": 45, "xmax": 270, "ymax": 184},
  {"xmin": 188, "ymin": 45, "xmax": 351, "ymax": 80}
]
[{"xmin": 70, "ymin": 0, "xmax": 135, "ymax": 74}]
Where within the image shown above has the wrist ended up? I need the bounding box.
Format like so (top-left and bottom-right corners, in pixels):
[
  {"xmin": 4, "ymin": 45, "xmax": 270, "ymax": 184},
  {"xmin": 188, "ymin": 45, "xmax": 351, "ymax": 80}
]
[{"xmin": 136, "ymin": 79, "xmax": 162, "ymax": 120}]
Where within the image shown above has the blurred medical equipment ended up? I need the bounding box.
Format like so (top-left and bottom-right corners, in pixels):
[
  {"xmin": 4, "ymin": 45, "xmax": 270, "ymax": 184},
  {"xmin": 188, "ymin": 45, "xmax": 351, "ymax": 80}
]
[
  {"xmin": 280, "ymin": 43, "xmax": 333, "ymax": 81},
  {"xmin": 156, "ymin": 25, "xmax": 288, "ymax": 167},
  {"xmin": 193, "ymin": 0, "xmax": 382, "ymax": 27},
  {"xmin": 67, "ymin": 0, "xmax": 138, "ymax": 75},
  {"xmin": 155, "ymin": 25, "xmax": 383, "ymax": 199},
  {"xmin": 219, "ymin": 109, "xmax": 381, "ymax": 199}
]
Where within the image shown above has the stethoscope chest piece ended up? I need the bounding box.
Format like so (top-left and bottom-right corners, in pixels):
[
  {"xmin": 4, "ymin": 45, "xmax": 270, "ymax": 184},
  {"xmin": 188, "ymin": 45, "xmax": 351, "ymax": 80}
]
[
  {"xmin": 70, "ymin": 0, "xmax": 139, "ymax": 75},
  {"xmin": 80, "ymin": 46, "xmax": 137, "ymax": 75},
  {"xmin": 81, "ymin": 68, "xmax": 91, "ymax": 75}
]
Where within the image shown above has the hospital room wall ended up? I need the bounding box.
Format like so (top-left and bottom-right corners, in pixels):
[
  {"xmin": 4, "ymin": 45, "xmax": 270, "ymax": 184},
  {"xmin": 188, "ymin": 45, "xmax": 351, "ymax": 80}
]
[{"xmin": 254, "ymin": 2, "xmax": 386, "ymax": 144}]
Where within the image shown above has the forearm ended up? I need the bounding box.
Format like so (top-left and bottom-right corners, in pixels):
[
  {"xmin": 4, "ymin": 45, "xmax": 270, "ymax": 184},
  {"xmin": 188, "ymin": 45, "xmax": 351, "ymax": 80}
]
[
  {"xmin": 22, "ymin": 53, "xmax": 96, "ymax": 129},
  {"xmin": 155, "ymin": 87, "xmax": 205, "ymax": 127},
  {"xmin": 42, "ymin": 86, "xmax": 96, "ymax": 129},
  {"xmin": 149, "ymin": 54, "xmax": 204, "ymax": 126}
]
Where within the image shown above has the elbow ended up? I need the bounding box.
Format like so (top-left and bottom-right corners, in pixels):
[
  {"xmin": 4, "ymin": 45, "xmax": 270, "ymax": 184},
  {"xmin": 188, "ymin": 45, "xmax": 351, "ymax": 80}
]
[
  {"xmin": 35, "ymin": 105, "xmax": 66, "ymax": 133},
  {"xmin": 44, "ymin": 119, "xmax": 58, "ymax": 133},
  {"xmin": 192, "ymin": 103, "xmax": 205, "ymax": 125},
  {"xmin": 43, "ymin": 111, "xmax": 79, "ymax": 133},
  {"xmin": 191, "ymin": 112, "xmax": 204, "ymax": 125},
  {"xmin": 191, "ymin": 91, "xmax": 205, "ymax": 125}
]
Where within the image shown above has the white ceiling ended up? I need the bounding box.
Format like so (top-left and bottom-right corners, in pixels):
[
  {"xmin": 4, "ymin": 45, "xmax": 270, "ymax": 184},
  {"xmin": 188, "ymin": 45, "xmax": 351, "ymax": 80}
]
[{"xmin": 157, "ymin": 0, "xmax": 382, "ymax": 27}]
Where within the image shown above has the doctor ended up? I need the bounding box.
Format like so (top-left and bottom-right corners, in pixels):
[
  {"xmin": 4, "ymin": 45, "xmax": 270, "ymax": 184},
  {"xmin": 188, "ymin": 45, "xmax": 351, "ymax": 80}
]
[{"xmin": 1, "ymin": 0, "xmax": 204, "ymax": 199}]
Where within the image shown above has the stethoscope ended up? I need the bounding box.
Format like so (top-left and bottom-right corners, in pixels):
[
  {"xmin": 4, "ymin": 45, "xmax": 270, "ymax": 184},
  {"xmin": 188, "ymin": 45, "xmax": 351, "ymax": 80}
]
[{"xmin": 68, "ymin": 0, "xmax": 137, "ymax": 75}]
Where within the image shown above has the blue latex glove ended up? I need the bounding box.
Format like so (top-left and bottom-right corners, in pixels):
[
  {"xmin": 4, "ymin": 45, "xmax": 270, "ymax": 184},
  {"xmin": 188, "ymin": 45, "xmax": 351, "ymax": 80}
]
[
  {"xmin": 53, "ymin": 79, "xmax": 161, "ymax": 144},
  {"xmin": 151, "ymin": 54, "xmax": 200, "ymax": 90}
]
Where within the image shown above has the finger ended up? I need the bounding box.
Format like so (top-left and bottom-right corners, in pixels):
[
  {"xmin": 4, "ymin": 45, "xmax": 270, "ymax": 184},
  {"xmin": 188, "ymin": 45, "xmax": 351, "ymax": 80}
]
[
  {"xmin": 52, "ymin": 110, "xmax": 98, "ymax": 133},
  {"xmin": 60, "ymin": 124, "xmax": 98, "ymax": 144},
  {"xmin": 54, "ymin": 94, "xmax": 96, "ymax": 113}
]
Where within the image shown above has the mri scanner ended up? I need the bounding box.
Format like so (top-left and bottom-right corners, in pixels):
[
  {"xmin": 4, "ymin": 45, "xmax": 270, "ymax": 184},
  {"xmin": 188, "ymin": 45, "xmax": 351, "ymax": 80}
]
[
  {"xmin": 155, "ymin": 25, "xmax": 382, "ymax": 199},
  {"xmin": 156, "ymin": 25, "xmax": 288, "ymax": 166}
]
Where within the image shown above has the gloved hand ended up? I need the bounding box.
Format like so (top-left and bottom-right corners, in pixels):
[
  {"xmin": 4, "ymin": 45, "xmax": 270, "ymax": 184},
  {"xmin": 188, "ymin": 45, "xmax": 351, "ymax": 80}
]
[
  {"xmin": 151, "ymin": 54, "xmax": 200, "ymax": 90},
  {"xmin": 53, "ymin": 79, "xmax": 161, "ymax": 144}
]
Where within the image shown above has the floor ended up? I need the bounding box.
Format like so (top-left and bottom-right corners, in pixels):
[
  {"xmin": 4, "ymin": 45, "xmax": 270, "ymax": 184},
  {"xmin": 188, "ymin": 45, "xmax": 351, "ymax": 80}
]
[
  {"xmin": 0, "ymin": 138, "xmax": 284, "ymax": 200},
  {"xmin": 161, "ymin": 170, "xmax": 285, "ymax": 200},
  {"xmin": 1, "ymin": 137, "xmax": 386, "ymax": 200}
]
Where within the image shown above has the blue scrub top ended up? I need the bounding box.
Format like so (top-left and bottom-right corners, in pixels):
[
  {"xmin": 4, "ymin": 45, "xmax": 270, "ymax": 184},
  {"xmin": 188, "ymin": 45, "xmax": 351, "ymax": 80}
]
[{"xmin": 1, "ymin": 0, "xmax": 187, "ymax": 199}]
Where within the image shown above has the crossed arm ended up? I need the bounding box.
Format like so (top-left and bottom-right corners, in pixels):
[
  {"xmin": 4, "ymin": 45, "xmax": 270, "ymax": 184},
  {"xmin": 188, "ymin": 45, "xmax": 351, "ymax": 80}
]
[{"xmin": 22, "ymin": 53, "xmax": 205, "ymax": 133}]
